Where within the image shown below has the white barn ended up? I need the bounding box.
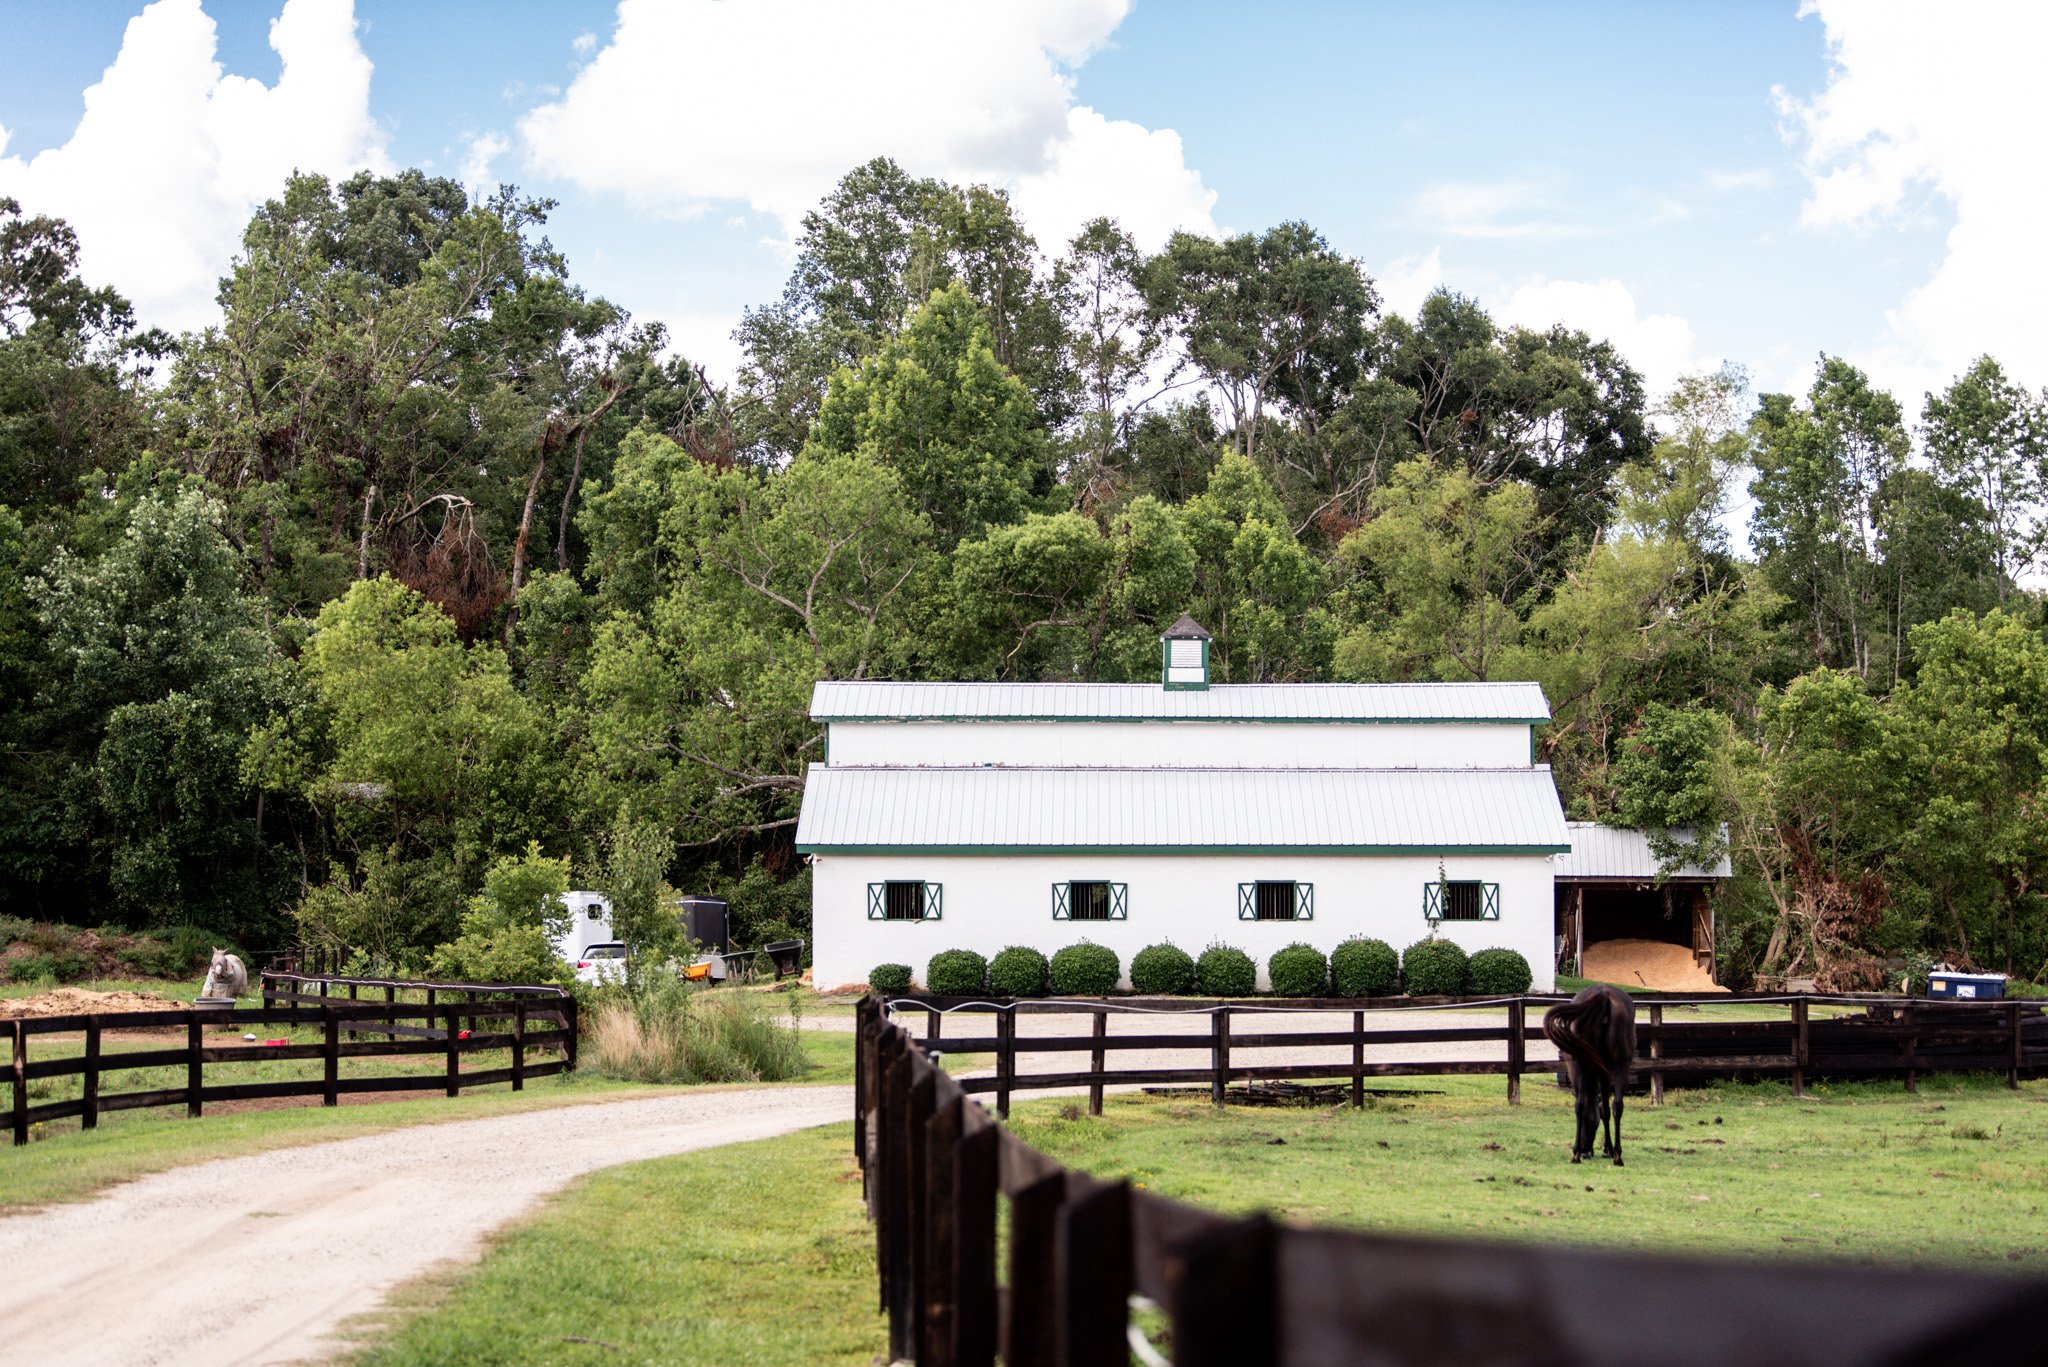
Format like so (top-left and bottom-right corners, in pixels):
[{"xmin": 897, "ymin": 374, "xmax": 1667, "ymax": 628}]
[{"xmin": 795, "ymin": 618, "xmax": 1580, "ymax": 993}]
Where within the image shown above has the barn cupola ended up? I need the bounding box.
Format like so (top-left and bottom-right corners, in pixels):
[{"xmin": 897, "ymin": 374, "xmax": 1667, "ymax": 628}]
[{"xmin": 1160, "ymin": 615, "xmax": 1212, "ymax": 690}]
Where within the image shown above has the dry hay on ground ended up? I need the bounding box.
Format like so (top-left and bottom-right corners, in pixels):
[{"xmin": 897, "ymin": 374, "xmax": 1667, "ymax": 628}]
[
  {"xmin": 0, "ymin": 988, "xmax": 184, "ymax": 1019},
  {"xmin": 1580, "ymin": 939, "xmax": 1727, "ymax": 993}
]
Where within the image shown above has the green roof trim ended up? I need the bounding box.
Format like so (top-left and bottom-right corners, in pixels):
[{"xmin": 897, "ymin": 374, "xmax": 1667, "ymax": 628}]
[{"xmin": 799, "ymin": 844, "xmax": 1570, "ymax": 856}]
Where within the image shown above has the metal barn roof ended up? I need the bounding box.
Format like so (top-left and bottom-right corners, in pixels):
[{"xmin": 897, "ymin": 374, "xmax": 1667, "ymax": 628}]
[
  {"xmin": 795, "ymin": 766, "xmax": 1570, "ymax": 853},
  {"xmin": 810, "ymin": 680, "xmax": 1551, "ymax": 724},
  {"xmin": 1555, "ymin": 822, "xmax": 1732, "ymax": 880}
]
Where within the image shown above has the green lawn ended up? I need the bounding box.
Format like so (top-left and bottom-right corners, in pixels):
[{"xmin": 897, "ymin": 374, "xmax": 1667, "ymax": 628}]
[
  {"xmin": 1009, "ymin": 1073, "xmax": 2048, "ymax": 1268},
  {"xmin": 345, "ymin": 1072, "xmax": 2048, "ymax": 1367},
  {"xmin": 342, "ymin": 1121, "xmax": 883, "ymax": 1367}
]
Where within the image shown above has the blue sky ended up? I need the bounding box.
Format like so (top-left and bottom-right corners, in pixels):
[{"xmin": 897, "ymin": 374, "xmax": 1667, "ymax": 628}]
[{"xmin": 2, "ymin": 1, "xmax": 2039, "ymax": 412}]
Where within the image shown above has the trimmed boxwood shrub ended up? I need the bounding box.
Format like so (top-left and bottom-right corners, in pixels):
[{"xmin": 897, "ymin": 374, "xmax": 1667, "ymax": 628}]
[
  {"xmin": 1467, "ymin": 947, "xmax": 1533, "ymax": 995},
  {"xmin": 1266, "ymin": 942, "xmax": 1329, "ymax": 998},
  {"xmin": 1330, "ymin": 937, "xmax": 1399, "ymax": 997},
  {"xmin": 988, "ymin": 945, "xmax": 1051, "ymax": 998},
  {"xmin": 1402, "ymin": 937, "xmax": 1469, "ymax": 997},
  {"xmin": 1130, "ymin": 942, "xmax": 1197, "ymax": 996},
  {"xmin": 1196, "ymin": 943, "xmax": 1256, "ymax": 997},
  {"xmin": 868, "ymin": 962, "xmax": 913, "ymax": 994},
  {"xmin": 925, "ymin": 949, "xmax": 988, "ymax": 996},
  {"xmin": 1050, "ymin": 941, "xmax": 1121, "ymax": 996}
]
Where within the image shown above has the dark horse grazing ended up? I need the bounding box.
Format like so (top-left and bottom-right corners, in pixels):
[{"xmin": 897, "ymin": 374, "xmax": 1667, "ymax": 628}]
[{"xmin": 1542, "ymin": 985, "xmax": 1637, "ymax": 1165}]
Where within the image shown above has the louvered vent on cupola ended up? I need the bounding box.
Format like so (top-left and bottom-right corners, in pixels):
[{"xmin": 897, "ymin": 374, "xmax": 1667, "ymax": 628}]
[{"xmin": 1160, "ymin": 615, "xmax": 1212, "ymax": 690}]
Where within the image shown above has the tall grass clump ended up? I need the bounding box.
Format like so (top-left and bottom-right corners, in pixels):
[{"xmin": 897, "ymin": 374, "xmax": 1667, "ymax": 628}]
[{"xmin": 588, "ymin": 980, "xmax": 807, "ymax": 1084}]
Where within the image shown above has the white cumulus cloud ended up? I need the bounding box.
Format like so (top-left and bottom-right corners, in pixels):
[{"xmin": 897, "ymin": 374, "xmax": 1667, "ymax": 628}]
[
  {"xmin": 0, "ymin": 0, "xmax": 388, "ymax": 335},
  {"xmin": 1780, "ymin": 0, "xmax": 2048, "ymax": 401},
  {"xmin": 1499, "ymin": 276, "xmax": 1703, "ymax": 404},
  {"xmin": 518, "ymin": 0, "xmax": 1214, "ymax": 253}
]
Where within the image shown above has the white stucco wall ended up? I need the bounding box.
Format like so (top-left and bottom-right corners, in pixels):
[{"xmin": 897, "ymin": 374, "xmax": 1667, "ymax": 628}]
[
  {"xmin": 826, "ymin": 720, "xmax": 1532, "ymax": 769},
  {"xmin": 810, "ymin": 852, "xmax": 1558, "ymax": 994}
]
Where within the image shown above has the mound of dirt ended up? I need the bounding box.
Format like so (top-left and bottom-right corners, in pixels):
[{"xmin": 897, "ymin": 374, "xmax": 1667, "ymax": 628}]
[
  {"xmin": 1580, "ymin": 939, "xmax": 1727, "ymax": 994},
  {"xmin": 0, "ymin": 988, "xmax": 185, "ymax": 1019}
]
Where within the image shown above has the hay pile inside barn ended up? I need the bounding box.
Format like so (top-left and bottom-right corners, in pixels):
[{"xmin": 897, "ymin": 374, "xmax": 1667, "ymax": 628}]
[{"xmin": 1581, "ymin": 939, "xmax": 1726, "ymax": 993}]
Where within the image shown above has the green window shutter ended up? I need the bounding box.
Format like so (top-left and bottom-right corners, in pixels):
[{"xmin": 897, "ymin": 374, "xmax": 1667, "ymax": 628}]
[
  {"xmin": 868, "ymin": 883, "xmax": 885, "ymax": 921},
  {"xmin": 1296, "ymin": 883, "xmax": 1313, "ymax": 921},
  {"xmin": 1484, "ymin": 883, "xmax": 1500, "ymax": 920},
  {"xmin": 1238, "ymin": 883, "xmax": 1256, "ymax": 920},
  {"xmin": 1423, "ymin": 882, "xmax": 1442, "ymax": 922},
  {"xmin": 1110, "ymin": 883, "xmax": 1128, "ymax": 920},
  {"xmin": 924, "ymin": 883, "xmax": 943, "ymax": 921},
  {"xmin": 1052, "ymin": 882, "xmax": 1070, "ymax": 920}
]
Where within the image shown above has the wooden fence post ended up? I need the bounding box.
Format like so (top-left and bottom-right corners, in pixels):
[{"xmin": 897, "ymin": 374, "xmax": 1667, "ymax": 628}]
[
  {"xmin": 1004, "ymin": 1170, "xmax": 1067, "ymax": 1367},
  {"xmin": 1088, "ymin": 1011, "xmax": 1107, "ymax": 1117},
  {"xmin": 10, "ymin": 1021, "xmax": 25, "ymax": 1147},
  {"xmin": 928, "ymin": 1003, "xmax": 942, "ymax": 1050},
  {"xmin": 883, "ymin": 1048, "xmax": 917, "ymax": 1362},
  {"xmin": 1905, "ymin": 1003, "xmax": 1919, "ymax": 1094},
  {"xmin": 1792, "ymin": 997, "xmax": 1809, "ymax": 1098},
  {"xmin": 82, "ymin": 1019, "xmax": 100, "ymax": 1131},
  {"xmin": 186, "ymin": 1016, "xmax": 203, "ymax": 1119},
  {"xmin": 920, "ymin": 1093, "xmax": 963, "ymax": 1367},
  {"xmin": 996, "ymin": 1008, "xmax": 1015, "ymax": 1119},
  {"xmin": 952, "ymin": 1121, "xmax": 1000, "ymax": 1367},
  {"xmin": 905, "ymin": 1069, "xmax": 938, "ymax": 1361},
  {"xmin": 1056, "ymin": 1181, "xmax": 1133, "ymax": 1367},
  {"xmin": 1649, "ymin": 1003, "xmax": 1664, "ymax": 1106},
  {"xmin": 1211, "ymin": 1006, "xmax": 1231, "ymax": 1108},
  {"xmin": 1167, "ymin": 1214, "xmax": 1275, "ymax": 1367},
  {"xmin": 1351, "ymin": 1009, "xmax": 1365, "ymax": 1109},
  {"xmin": 444, "ymin": 1006, "xmax": 461, "ymax": 1098},
  {"xmin": 385, "ymin": 982, "xmax": 397, "ymax": 1043},
  {"xmin": 2010, "ymin": 1001, "xmax": 2023, "ymax": 1090},
  {"xmin": 512, "ymin": 1000, "xmax": 526, "ymax": 1092},
  {"xmin": 323, "ymin": 1004, "xmax": 339, "ymax": 1107},
  {"xmin": 564, "ymin": 994, "xmax": 579, "ymax": 1072},
  {"xmin": 1507, "ymin": 998, "xmax": 1525, "ymax": 1105}
]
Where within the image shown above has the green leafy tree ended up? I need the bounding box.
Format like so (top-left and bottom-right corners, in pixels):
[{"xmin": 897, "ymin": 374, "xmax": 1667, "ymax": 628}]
[
  {"xmin": 1921, "ymin": 356, "xmax": 2047, "ymax": 597},
  {"xmin": 807, "ymin": 283, "xmax": 1049, "ymax": 547},
  {"xmin": 23, "ymin": 486, "xmax": 296, "ymax": 935},
  {"xmin": 429, "ymin": 841, "xmax": 572, "ymax": 984}
]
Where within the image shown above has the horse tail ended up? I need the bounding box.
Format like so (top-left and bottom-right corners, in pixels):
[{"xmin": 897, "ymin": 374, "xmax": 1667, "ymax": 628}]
[{"xmin": 1543, "ymin": 992, "xmax": 1612, "ymax": 1072}]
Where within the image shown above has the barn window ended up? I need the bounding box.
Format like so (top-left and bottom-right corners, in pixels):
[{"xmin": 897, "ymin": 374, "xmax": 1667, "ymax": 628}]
[
  {"xmin": 1053, "ymin": 881, "xmax": 1128, "ymax": 921},
  {"xmin": 1239, "ymin": 881, "xmax": 1312, "ymax": 921},
  {"xmin": 1424, "ymin": 880, "xmax": 1499, "ymax": 922},
  {"xmin": 868, "ymin": 882, "xmax": 942, "ymax": 921}
]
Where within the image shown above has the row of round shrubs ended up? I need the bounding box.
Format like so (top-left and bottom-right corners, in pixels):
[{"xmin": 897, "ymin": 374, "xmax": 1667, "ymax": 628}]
[{"xmin": 868, "ymin": 937, "xmax": 1532, "ymax": 998}]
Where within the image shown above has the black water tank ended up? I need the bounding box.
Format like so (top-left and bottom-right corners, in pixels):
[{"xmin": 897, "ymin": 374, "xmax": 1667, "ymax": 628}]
[{"xmin": 676, "ymin": 897, "xmax": 730, "ymax": 954}]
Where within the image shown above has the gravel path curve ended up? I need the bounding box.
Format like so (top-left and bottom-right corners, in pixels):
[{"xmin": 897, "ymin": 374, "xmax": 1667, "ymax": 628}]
[{"xmin": 0, "ymin": 1085, "xmax": 851, "ymax": 1366}]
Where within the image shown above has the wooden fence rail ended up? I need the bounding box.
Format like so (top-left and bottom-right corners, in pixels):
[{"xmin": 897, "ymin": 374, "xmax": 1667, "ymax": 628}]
[
  {"xmin": 7, "ymin": 985, "xmax": 577, "ymax": 1146},
  {"xmin": 877, "ymin": 994, "xmax": 2048, "ymax": 1117},
  {"xmin": 856, "ymin": 997, "xmax": 2048, "ymax": 1367}
]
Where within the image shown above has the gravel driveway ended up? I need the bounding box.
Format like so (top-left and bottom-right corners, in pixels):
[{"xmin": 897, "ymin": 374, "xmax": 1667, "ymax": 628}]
[
  {"xmin": 811, "ymin": 1001, "xmax": 1561, "ymax": 1087},
  {"xmin": 0, "ymin": 1085, "xmax": 851, "ymax": 1366}
]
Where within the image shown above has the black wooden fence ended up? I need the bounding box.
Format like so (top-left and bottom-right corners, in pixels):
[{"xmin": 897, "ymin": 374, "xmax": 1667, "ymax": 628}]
[
  {"xmin": 884, "ymin": 993, "xmax": 2048, "ymax": 1116},
  {"xmin": 856, "ymin": 996, "xmax": 2048, "ymax": 1367},
  {"xmin": 7, "ymin": 974, "xmax": 576, "ymax": 1146}
]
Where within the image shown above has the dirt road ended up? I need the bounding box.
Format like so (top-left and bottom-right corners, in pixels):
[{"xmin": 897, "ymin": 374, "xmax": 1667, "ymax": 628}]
[{"xmin": 0, "ymin": 1085, "xmax": 851, "ymax": 1366}]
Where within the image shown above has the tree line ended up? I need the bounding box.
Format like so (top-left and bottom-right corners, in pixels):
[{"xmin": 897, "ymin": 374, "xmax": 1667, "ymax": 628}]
[{"xmin": 1, "ymin": 158, "xmax": 2043, "ymax": 987}]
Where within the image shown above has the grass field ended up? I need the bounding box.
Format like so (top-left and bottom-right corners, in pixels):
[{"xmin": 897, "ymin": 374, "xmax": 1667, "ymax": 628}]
[
  {"xmin": 1010, "ymin": 1072, "xmax": 2048, "ymax": 1268},
  {"xmin": 342, "ymin": 1071, "xmax": 2048, "ymax": 1366},
  {"xmin": 342, "ymin": 1121, "xmax": 882, "ymax": 1367}
]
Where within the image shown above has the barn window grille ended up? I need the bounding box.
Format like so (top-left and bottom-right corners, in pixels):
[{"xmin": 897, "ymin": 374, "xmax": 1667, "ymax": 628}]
[
  {"xmin": 1053, "ymin": 881, "xmax": 1127, "ymax": 921},
  {"xmin": 1424, "ymin": 880, "xmax": 1499, "ymax": 922},
  {"xmin": 868, "ymin": 881, "xmax": 942, "ymax": 922},
  {"xmin": 1239, "ymin": 881, "xmax": 1311, "ymax": 921}
]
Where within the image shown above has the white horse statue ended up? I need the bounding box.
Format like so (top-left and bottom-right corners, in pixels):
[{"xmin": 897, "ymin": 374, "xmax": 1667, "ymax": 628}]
[{"xmin": 201, "ymin": 948, "xmax": 248, "ymax": 1001}]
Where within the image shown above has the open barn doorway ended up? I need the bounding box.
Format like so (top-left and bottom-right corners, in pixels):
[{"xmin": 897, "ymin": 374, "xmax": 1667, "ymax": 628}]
[{"xmin": 1554, "ymin": 824, "xmax": 1728, "ymax": 992}]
